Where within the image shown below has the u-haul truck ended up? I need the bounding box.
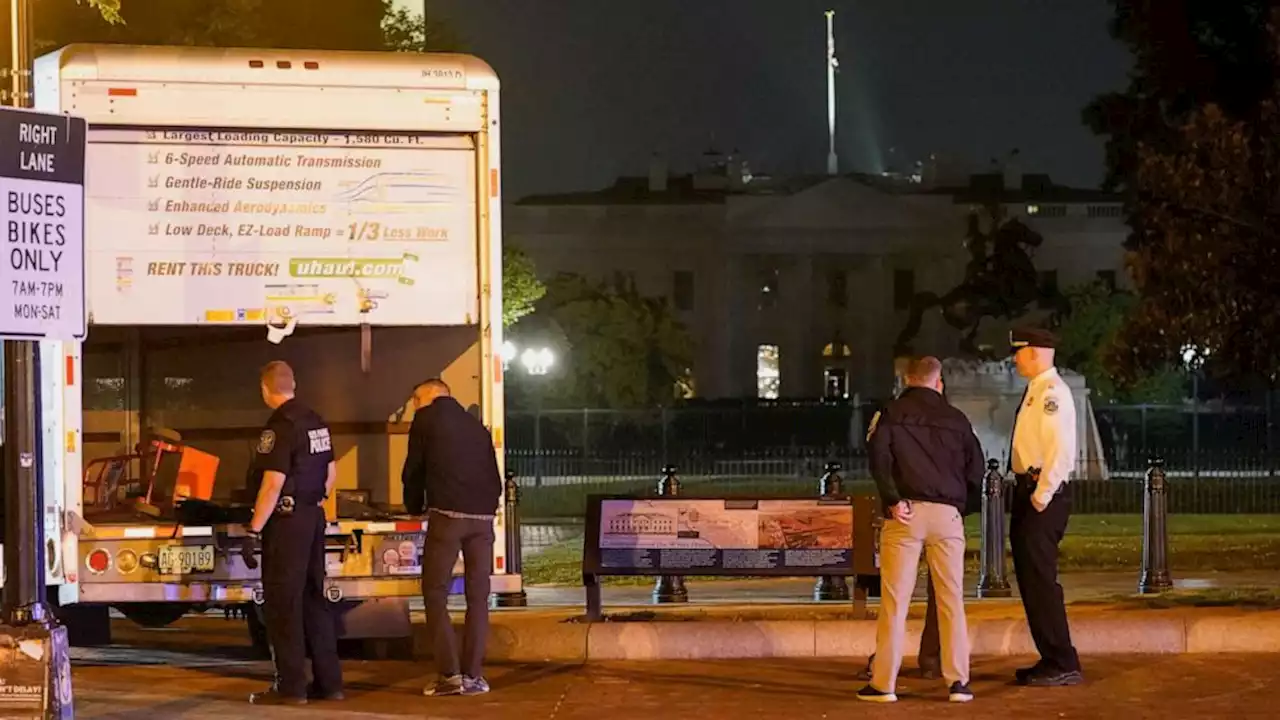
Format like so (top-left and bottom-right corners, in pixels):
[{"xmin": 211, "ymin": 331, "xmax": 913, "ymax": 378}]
[{"xmin": 20, "ymin": 44, "xmax": 518, "ymax": 639}]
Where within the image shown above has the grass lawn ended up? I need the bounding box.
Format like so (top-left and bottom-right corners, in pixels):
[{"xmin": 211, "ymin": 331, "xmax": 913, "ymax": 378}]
[
  {"xmin": 1087, "ymin": 588, "xmax": 1280, "ymax": 610},
  {"xmin": 522, "ymin": 514, "xmax": 1280, "ymax": 586}
]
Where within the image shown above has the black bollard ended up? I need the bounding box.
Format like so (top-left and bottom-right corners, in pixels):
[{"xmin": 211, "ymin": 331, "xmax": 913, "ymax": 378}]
[
  {"xmin": 977, "ymin": 459, "xmax": 1013, "ymax": 598},
  {"xmin": 653, "ymin": 465, "xmax": 688, "ymax": 604},
  {"xmin": 493, "ymin": 471, "xmax": 529, "ymax": 607},
  {"xmin": 814, "ymin": 461, "xmax": 851, "ymax": 601},
  {"xmin": 1139, "ymin": 456, "xmax": 1174, "ymax": 594}
]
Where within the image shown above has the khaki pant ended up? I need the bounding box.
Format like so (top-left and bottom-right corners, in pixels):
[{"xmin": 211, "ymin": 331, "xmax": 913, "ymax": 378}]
[{"xmin": 871, "ymin": 501, "xmax": 969, "ymax": 691}]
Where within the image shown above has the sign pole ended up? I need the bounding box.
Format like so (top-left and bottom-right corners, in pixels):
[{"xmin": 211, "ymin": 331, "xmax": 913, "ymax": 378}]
[
  {"xmin": 2, "ymin": 0, "xmax": 48, "ymax": 627},
  {"xmin": 0, "ymin": 0, "xmax": 78, "ymax": 716}
]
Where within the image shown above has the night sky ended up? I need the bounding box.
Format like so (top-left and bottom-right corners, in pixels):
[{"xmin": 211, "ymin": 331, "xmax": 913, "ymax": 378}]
[{"xmin": 404, "ymin": 0, "xmax": 1132, "ymax": 200}]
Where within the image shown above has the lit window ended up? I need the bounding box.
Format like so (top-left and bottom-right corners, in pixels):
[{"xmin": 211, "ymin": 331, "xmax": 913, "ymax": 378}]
[
  {"xmin": 824, "ymin": 368, "xmax": 849, "ymax": 400},
  {"xmin": 756, "ymin": 344, "xmax": 780, "ymax": 399},
  {"xmin": 1026, "ymin": 204, "xmax": 1040, "ymax": 216},
  {"xmin": 822, "ymin": 342, "xmax": 852, "ymax": 358}
]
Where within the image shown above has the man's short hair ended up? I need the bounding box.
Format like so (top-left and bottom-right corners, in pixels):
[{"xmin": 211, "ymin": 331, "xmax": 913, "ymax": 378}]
[
  {"xmin": 903, "ymin": 356, "xmax": 943, "ymax": 386},
  {"xmin": 260, "ymin": 361, "xmax": 296, "ymax": 394},
  {"xmin": 415, "ymin": 378, "xmax": 451, "ymax": 396}
]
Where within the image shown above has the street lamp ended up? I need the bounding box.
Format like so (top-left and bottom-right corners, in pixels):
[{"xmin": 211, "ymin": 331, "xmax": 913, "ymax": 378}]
[
  {"xmin": 508, "ymin": 343, "xmax": 554, "ymax": 485},
  {"xmin": 520, "ymin": 347, "xmax": 555, "ymax": 376},
  {"xmin": 1181, "ymin": 345, "xmax": 1211, "ymax": 479}
]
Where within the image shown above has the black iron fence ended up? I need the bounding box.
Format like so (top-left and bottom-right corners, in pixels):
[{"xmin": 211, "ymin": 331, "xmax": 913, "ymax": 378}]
[{"xmin": 506, "ymin": 402, "xmax": 1280, "ymax": 519}]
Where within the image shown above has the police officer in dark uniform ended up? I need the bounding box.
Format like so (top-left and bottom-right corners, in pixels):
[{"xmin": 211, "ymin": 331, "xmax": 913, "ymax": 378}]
[{"xmin": 246, "ymin": 361, "xmax": 344, "ymax": 706}]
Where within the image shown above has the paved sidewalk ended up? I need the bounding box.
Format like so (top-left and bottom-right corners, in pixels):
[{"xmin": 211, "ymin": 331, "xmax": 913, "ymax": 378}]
[
  {"xmin": 70, "ymin": 654, "xmax": 1279, "ymax": 719},
  {"xmin": 513, "ymin": 570, "xmax": 1280, "ymax": 608}
]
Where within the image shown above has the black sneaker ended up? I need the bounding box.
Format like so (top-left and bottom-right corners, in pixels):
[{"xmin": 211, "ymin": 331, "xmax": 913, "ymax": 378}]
[
  {"xmin": 949, "ymin": 682, "xmax": 974, "ymax": 703},
  {"xmin": 307, "ymin": 685, "xmax": 345, "ymax": 701},
  {"xmin": 248, "ymin": 688, "xmax": 307, "ymax": 706},
  {"xmin": 1014, "ymin": 662, "xmax": 1045, "ymax": 685},
  {"xmin": 424, "ymin": 675, "xmax": 465, "ymax": 697},
  {"xmin": 855, "ymin": 685, "xmax": 897, "ymax": 703},
  {"xmin": 461, "ymin": 676, "xmax": 490, "ymax": 696},
  {"xmin": 1024, "ymin": 669, "xmax": 1084, "ymax": 687}
]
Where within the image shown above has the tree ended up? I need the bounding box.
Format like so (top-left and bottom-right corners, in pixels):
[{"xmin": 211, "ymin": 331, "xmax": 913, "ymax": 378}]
[
  {"xmin": 382, "ymin": 1, "xmax": 460, "ymax": 52},
  {"xmin": 502, "ymin": 246, "xmax": 545, "ymax": 328},
  {"xmin": 37, "ymin": 0, "xmax": 409, "ymax": 53},
  {"xmin": 1083, "ymin": 1, "xmax": 1276, "ymax": 191},
  {"xmin": 1110, "ymin": 94, "xmax": 1280, "ymax": 383},
  {"xmin": 516, "ymin": 274, "xmax": 694, "ymax": 409},
  {"xmin": 81, "ymin": 0, "xmax": 122, "ymax": 23},
  {"xmin": 1053, "ymin": 280, "xmax": 1184, "ymax": 403},
  {"xmin": 1085, "ymin": 4, "xmax": 1280, "ymax": 384}
]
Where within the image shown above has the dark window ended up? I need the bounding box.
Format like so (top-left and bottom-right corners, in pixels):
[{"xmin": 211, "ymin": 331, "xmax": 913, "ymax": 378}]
[
  {"xmin": 759, "ymin": 269, "xmax": 780, "ymax": 309},
  {"xmin": 1097, "ymin": 270, "xmax": 1117, "ymax": 292},
  {"xmin": 1038, "ymin": 270, "xmax": 1059, "ymax": 308},
  {"xmin": 893, "ymin": 270, "xmax": 915, "ymax": 310},
  {"xmin": 612, "ymin": 270, "xmax": 635, "ymax": 294},
  {"xmin": 1088, "ymin": 205, "xmax": 1123, "ymax": 219},
  {"xmin": 827, "ymin": 269, "xmax": 847, "ymax": 308},
  {"xmin": 673, "ymin": 270, "xmax": 695, "ymax": 311}
]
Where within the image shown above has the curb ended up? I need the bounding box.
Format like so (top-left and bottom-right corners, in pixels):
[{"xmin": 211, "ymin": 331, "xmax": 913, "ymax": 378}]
[{"xmin": 414, "ymin": 609, "xmax": 1280, "ymax": 662}]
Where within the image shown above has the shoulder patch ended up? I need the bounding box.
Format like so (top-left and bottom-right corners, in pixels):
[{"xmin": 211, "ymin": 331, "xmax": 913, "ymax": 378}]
[
  {"xmin": 257, "ymin": 429, "xmax": 276, "ymax": 454},
  {"xmin": 1043, "ymin": 397, "xmax": 1059, "ymax": 415}
]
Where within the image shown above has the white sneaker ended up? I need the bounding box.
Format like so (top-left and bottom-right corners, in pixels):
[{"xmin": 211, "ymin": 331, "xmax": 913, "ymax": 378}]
[{"xmin": 424, "ymin": 675, "xmax": 464, "ymax": 696}]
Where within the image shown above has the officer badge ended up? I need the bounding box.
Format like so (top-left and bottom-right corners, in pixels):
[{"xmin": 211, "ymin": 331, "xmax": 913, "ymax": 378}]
[
  {"xmin": 1044, "ymin": 397, "xmax": 1059, "ymax": 415},
  {"xmin": 257, "ymin": 429, "xmax": 276, "ymax": 454}
]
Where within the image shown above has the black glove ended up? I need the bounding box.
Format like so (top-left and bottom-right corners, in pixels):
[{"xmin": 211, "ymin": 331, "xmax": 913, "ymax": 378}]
[{"xmin": 241, "ymin": 532, "xmax": 261, "ymax": 570}]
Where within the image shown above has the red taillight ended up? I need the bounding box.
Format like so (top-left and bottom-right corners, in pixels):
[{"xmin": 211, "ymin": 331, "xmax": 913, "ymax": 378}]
[{"xmin": 86, "ymin": 549, "xmax": 111, "ymax": 574}]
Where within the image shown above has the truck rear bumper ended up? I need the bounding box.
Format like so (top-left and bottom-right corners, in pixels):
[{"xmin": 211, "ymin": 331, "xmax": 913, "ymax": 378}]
[{"xmin": 78, "ymin": 573, "xmax": 523, "ymax": 604}]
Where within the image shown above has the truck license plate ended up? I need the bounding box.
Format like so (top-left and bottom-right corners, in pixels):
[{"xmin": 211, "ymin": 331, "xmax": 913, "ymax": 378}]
[{"xmin": 158, "ymin": 545, "xmax": 215, "ymax": 575}]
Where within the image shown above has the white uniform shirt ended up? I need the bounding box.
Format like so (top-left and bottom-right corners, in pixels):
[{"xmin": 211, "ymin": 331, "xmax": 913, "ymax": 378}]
[{"xmin": 1011, "ymin": 367, "xmax": 1077, "ymax": 511}]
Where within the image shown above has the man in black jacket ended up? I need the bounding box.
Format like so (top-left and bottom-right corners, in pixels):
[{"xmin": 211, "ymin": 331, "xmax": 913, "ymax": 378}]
[
  {"xmin": 857, "ymin": 357, "xmax": 985, "ymax": 705},
  {"xmin": 402, "ymin": 378, "xmax": 502, "ymax": 698},
  {"xmin": 858, "ymin": 363, "xmax": 978, "ymax": 682}
]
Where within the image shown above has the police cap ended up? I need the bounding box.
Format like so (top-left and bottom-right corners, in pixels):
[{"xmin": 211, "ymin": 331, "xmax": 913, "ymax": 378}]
[{"xmin": 1009, "ymin": 326, "xmax": 1058, "ymax": 352}]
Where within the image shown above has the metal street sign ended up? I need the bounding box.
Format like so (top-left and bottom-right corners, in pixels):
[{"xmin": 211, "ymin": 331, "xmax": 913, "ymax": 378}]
[{"xmin": 0, "ymin": 106, "xmax": 86, "ymax": 341}]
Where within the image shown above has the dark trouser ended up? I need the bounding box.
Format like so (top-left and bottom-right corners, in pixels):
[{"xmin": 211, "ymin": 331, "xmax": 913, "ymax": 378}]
[
  {"xmin": 261, "ymin": 505, "xmax": 342, "ymax": 698},
  {"xmin": 864, "ymin": 569, "xmax": 941, "ymax": 674},
  {"xmin": 918, "ymin": 574, "xmax": 940, "ymax": 668},
  {"xmin": 421, "ymin": 511, "xmax": 494, "ymax": 679},
  {"xmin": 1010, "ymin": 479, "xmax": 1081, "ymax": 673}
]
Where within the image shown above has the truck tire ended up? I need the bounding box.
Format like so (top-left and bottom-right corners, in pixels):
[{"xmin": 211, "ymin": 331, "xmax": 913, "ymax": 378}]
[{"xmin": 116, "ymin": 603, "xmax": 192, "ymax": 628}]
